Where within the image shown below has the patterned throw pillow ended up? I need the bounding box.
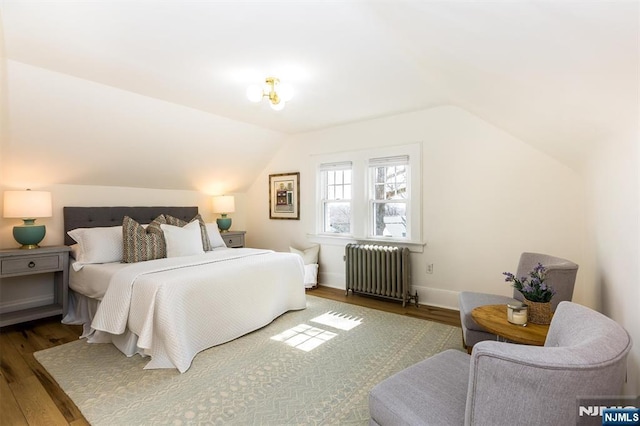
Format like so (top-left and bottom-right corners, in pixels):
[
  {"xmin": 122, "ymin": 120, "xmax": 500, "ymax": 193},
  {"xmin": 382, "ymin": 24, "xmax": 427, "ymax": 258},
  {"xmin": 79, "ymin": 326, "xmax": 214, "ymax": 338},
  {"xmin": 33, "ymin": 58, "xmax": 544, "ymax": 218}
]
[
  {"xmin": 122, "ymin": 215, "xmax": 167, "ymax": 263},
  {"xmin": 164, "ymin": 214, "xmax": 212, "ymax": 252}
]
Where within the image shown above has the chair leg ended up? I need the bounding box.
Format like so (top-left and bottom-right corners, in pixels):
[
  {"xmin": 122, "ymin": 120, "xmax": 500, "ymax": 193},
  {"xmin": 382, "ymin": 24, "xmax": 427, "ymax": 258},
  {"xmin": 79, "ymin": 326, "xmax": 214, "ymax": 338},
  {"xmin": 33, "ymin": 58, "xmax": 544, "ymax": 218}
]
[{"xmin": 462, "ymin": 335, "xmax": 472, "ymax": 354}]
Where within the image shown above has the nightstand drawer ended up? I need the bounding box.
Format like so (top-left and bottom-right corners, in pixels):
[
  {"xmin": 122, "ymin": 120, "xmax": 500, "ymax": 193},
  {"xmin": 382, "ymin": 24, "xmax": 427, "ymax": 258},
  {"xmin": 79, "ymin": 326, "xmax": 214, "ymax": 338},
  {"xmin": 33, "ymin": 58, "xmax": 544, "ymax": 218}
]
[
  {"xmin": 1, "ymin": 255, "xmax": 60, "ymax": 275},
  {"xmin": 224, "ymin": 234, "xmax": 244, "ymax": 248}
]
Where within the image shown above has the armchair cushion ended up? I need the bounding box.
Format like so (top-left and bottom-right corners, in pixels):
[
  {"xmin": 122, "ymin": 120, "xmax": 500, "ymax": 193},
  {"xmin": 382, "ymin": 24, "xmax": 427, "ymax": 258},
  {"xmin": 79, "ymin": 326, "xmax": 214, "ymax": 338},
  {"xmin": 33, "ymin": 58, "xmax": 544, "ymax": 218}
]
[{"xmin": 369, "ymin": 349, "xmax": 470, "ymax": 426}]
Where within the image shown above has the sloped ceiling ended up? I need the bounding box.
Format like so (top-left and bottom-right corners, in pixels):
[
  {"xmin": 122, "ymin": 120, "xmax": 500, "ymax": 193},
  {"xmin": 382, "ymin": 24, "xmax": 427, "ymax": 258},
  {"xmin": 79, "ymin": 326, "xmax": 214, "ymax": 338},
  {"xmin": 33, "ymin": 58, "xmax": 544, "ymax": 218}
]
[{"xmin": 1, "ymin": 1, "xmax": 638, "ymax": 191}]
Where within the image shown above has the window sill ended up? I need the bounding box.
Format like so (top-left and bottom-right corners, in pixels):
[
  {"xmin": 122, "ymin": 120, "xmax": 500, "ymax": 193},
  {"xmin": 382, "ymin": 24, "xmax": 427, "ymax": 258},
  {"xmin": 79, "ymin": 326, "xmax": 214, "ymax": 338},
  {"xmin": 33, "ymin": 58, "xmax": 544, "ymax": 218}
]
[{"xmin": 306, "ymin": 234, "xmax": 425, "ymax": 253}]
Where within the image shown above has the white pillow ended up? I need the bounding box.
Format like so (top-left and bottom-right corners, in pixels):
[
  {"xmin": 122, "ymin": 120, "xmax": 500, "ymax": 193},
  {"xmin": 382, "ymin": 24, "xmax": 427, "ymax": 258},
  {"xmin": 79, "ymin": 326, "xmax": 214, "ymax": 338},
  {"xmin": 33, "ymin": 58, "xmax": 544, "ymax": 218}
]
[
  {"xmin": 290, "ymin": 245, "xmax": 320, "ymax": 265},
  {"xmin": 304, "ymin": 264, "xmax": 319, "ymax": 288},
  {"xmin": 67, "ymin": 226, "xmax": 123, "ymax": 271},
  {"xmin": 205, "ymin": 223, "xmax": 227, "ymax": 249},
  {"xmin": 69, "ymin": 243, "xmax": 81, "ymax": 260},
  {"xmin": 161, "ymin": 221, "xmax": 205, "ymax": 258}
]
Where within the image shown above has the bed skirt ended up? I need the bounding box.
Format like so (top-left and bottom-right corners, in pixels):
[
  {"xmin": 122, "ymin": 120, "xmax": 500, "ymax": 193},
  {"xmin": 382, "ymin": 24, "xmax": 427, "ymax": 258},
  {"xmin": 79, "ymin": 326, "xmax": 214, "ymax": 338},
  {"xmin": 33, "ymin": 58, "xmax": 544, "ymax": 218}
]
[{"xmin": 63, "ymin": 291, "xmax": 143, "ymax": 359}]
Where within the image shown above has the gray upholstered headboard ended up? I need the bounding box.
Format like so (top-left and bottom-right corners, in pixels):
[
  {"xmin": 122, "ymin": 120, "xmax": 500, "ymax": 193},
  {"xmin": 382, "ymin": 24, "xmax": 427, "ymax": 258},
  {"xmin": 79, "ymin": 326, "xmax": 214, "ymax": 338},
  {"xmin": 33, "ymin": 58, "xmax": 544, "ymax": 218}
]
[{"xmin": 63, "ymin": 206, "xmax": 199, "ymax": 246}]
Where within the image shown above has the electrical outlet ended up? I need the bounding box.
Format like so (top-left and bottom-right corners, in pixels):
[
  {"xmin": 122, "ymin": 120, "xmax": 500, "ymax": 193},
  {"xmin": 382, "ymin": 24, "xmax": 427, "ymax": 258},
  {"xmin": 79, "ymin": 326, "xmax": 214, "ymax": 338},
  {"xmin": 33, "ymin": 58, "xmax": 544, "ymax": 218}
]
[{"xmin": 426, "ymin": 264, "xmax": 433, "ymax": 274}]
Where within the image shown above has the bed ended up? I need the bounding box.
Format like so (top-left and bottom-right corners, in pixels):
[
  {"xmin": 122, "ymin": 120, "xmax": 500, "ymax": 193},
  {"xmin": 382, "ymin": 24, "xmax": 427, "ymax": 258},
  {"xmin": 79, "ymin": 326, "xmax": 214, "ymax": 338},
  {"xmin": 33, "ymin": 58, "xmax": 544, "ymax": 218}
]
[{"xmin": 62, "ymin": 206, "xmax": 306, "ymax": 373}]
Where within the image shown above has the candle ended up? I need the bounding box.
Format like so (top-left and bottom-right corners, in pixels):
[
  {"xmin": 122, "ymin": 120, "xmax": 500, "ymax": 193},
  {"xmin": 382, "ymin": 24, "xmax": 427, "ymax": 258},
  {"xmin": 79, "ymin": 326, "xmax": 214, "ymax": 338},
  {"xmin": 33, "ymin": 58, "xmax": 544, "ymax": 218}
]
[
  {"xmin": 507, "ymin": 303, "xmax": 528, "ymax": 325},
  {"xmin": 512, "ymin": 310, "xmax": 527, "ymax": 325}
]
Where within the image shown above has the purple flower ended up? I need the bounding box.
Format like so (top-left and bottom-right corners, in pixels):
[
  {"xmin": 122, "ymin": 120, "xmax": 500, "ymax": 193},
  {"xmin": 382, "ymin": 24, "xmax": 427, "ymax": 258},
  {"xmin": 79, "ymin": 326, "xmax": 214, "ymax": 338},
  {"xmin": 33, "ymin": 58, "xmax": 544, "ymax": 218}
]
[
  {"xmin": 503, "ymin": 272, "xmax": 515, "ymax": 282},
  {"xmin": 503, "ymin": 263, "xmax": 554, "ymax": 303}
]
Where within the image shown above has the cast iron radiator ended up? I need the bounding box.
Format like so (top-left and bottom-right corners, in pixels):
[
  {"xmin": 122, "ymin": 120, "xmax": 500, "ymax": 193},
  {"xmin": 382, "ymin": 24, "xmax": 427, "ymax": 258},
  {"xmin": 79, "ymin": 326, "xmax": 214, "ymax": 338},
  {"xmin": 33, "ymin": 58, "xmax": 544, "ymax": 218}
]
[{"xmin": 344, "ymin": 243, "xmax": 419, "ymax": 307}]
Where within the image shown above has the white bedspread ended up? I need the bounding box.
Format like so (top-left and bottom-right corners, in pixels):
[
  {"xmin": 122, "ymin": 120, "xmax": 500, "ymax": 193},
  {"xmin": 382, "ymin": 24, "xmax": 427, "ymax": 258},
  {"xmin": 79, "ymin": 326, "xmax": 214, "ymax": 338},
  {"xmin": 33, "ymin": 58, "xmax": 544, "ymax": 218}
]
[{"xmin": 90, "ymin": 248, "xmax": 306, "ymax": 372}]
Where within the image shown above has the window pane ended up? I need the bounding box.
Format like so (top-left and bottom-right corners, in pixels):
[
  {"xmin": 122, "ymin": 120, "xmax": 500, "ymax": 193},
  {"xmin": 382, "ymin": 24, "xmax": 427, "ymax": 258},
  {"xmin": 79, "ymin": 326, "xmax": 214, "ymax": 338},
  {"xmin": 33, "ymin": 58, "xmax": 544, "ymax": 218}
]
[
  {"xmin": 373, "ymin": 183, "xmax": 385, "ymax": 201},
  {"xmin": 372, "ymin": 202, "xmax": 406, "ymax": 237},
  {"xmin": 396, "ymin": 167, "xmax": 407, "ymax": 183},
  {"xmin": 385, "ymin": 184, "xmax": 396, "ymax": 197},
  {"xmin": 371, "ymin": 165, "xmax": 408, "ymax": 200},
  {"xmin": 324, "ymin": 202, "xmax": 351, "ymax": 233}
]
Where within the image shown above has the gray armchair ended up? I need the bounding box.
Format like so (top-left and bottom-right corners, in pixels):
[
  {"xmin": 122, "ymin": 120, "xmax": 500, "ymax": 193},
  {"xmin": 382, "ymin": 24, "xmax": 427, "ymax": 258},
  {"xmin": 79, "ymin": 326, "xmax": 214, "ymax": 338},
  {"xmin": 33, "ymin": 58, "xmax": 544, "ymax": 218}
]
[
  {"xmin": 458, "ymin": 252, "xmax": 578, "ymax": 350},
  {"xmin": 369, "ymin": 302, "xmax": 632, "ymax": 426}
]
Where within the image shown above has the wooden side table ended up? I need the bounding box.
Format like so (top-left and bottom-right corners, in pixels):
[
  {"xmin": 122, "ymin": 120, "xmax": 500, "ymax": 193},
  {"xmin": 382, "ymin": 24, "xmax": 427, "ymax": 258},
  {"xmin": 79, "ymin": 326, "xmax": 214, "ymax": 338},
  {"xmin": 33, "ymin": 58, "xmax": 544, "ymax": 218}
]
[
  {"xmin": 222, "ymin": 231, "xmax": 245, "ymax": 248},
  {"xmin": 471, "ymin": 304, "xmax": 550, "ymax": 346},
  {"xmin": 0, "ymin": 245, "xmax": 70, "ymax": 327}
]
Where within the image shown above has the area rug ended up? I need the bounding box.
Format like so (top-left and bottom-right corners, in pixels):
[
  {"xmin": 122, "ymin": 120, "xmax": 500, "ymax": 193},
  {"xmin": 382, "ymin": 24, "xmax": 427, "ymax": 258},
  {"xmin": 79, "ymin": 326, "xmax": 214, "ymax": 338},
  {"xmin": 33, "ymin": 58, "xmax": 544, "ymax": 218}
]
[{"xmin": 35, "ymin": 295, "xmax": 463, "ymax": 425}]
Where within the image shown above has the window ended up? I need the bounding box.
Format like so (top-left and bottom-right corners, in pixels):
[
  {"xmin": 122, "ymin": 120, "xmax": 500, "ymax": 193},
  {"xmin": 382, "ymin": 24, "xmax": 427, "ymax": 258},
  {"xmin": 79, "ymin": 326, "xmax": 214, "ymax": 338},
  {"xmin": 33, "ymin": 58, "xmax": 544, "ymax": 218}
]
[
  {"xmin": 320, "ymin": 162, "xmax": 352, "ymax": 234},
  {"xmin": 315, "ymin": 143, "xmax": 422, "ymax": 245},
  {"xmin": 369, "ymin": 156, "xmax": 409, "ymax": 238}
]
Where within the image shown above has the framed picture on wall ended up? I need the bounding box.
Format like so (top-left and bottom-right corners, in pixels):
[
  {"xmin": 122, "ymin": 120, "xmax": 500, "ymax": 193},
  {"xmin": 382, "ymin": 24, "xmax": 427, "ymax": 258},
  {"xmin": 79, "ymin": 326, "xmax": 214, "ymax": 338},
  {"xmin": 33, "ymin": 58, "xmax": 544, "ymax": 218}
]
[{"xmin": 269, "ymin": 172, "xmax": 300, "ymax": 220}]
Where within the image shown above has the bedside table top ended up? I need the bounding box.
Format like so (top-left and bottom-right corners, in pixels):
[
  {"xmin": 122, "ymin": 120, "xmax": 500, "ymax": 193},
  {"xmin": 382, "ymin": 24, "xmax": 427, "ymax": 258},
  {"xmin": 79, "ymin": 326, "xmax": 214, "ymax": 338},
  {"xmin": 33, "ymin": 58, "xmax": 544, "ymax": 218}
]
[{"xmin": 0, "ymin": 245, "xmax": 71, "ymax": 257}]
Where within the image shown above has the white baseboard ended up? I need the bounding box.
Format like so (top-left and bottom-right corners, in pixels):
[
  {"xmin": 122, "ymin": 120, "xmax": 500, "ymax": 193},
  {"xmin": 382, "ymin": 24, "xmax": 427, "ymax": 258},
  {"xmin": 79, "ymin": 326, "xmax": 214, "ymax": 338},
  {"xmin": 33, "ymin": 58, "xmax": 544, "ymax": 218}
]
[
  {"xmin": 318, "ymin": 272, "xmax": 345, "ymax": 289},
  {"xmin": 411, "ymin": 285, "xmax": 459, "ymax": 311},
  {"xmin": 318, "ymin": 281, "xmax": 344, "ymax": 291},
  {"xmin": 316, "ymin": 280, "xmax": 460, "ymax": 311}
]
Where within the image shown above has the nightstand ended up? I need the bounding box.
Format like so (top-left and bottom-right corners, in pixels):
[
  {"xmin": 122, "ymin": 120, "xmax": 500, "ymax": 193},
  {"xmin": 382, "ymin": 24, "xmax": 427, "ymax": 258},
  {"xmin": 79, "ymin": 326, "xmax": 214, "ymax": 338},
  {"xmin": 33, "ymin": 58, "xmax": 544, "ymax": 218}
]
[
  {"xmin": 0, "ymin": 245, "xmax": 70, "ymax": 327},
  {"xmin": 222, "ymin": 231, "xmax": 246, "ymax": 248}
]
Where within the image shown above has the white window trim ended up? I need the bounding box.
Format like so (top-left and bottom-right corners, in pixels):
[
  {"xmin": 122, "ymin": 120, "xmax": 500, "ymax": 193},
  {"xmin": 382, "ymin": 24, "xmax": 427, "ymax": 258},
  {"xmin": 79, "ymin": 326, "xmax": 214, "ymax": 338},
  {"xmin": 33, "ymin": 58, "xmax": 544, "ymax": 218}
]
[
  {"xmin": 319, "ymin": 161, "xmax": 353, "ymax": 235},
  {"xmin": 306, "ymin": 233, "xmax": 426, "ymax": 253},
  {"xmin": 312, "ymin": 142, "xmax": 424, "ymax": 250},
  {"xmin": 368, "ymin": 155, "xmax": 411, "ymax": 239}
]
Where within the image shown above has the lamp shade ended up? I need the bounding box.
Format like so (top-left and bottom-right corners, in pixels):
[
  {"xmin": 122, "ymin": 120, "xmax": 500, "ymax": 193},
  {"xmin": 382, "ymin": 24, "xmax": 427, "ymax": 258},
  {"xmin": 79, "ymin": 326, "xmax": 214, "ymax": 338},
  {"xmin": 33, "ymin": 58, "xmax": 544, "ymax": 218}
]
[
  {"xmin": 212, "ymin": 195, "xmax": 235, "ymax": 214},
  {"xmin": 278, "ymin": 83, "xmax": 294, "ymax": 102},
  {"xmin": 246, "ymin": 85, "xmax": 264, "ymax": 103},
  {"xmin": 3, "ymin": 190, "xmax": 52, "ymax": 218}
]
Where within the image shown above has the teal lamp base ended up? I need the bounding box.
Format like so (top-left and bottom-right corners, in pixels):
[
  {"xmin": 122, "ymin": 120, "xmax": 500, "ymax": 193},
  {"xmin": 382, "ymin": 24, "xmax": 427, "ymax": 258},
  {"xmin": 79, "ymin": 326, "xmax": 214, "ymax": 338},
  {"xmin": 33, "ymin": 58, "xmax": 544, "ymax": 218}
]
[
  {"xmin": 13, "ymin": 219, "xmax": 46, "ymax": 249},
  {"xmin": 216, "ymin": 215, "xmax": 232, "ymax": 232}
]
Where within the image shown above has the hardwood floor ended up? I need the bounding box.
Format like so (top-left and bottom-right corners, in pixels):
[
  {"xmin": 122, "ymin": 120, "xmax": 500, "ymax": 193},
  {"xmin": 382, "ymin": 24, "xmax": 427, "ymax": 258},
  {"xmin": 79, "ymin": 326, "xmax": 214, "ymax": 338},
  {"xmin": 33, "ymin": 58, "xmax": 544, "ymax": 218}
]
[
  {"xmin": 1, "ymin": 318, "xmax": 88, "ymax": 425},
  {"xmin": 310, "ymin": 286, "xmax": 460, "ymax": 327},
  {"xmin": 0, "ymin": 285, "xmax": 460, "ymax": 425}
]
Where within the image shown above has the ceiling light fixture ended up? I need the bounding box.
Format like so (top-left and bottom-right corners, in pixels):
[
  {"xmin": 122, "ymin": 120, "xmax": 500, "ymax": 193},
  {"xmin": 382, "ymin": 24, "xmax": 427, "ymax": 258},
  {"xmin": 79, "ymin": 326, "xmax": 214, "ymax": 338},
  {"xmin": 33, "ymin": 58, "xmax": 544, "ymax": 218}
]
[{"xmin": 246, "ymin": 77, "xmax": 293, "ymax": 111}]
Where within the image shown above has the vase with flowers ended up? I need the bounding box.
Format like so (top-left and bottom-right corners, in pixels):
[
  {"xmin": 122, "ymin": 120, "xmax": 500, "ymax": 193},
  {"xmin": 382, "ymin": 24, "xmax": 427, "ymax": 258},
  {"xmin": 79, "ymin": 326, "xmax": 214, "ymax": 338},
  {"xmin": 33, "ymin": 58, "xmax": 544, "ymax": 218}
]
[{"xmin": 503, "ymin": 263, "xmax": 555, "ymax": 324}]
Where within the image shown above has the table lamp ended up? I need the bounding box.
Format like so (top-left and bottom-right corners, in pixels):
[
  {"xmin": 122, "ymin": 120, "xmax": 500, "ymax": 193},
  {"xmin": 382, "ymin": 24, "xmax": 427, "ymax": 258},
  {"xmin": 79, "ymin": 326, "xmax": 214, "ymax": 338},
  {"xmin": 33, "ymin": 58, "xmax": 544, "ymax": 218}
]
[
  {"xmin": 212, "ymin": 195, "xmax": 235, "ymax": 232},
  {"xmin": 3, "ymin": 190, "xmax": 52, "ymax": 249}
]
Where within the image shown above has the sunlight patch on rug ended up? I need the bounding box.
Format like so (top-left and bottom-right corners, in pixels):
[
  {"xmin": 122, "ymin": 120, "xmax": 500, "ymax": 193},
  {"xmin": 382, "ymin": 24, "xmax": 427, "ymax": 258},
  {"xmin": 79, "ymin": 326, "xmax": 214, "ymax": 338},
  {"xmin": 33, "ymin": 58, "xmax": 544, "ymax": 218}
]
[
  {"xmin": 271, "ymin": 323, "xmax": 337, "ymax": 351},
  {"xmin": 311, "ymin": 310, "xmax": 363, "ymax": 330}
]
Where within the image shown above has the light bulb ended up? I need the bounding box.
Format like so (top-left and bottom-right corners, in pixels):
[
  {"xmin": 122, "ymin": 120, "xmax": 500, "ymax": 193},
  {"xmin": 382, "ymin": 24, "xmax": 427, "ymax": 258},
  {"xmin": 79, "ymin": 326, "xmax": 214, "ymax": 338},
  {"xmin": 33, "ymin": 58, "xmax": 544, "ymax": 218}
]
[
  {"xmin": 246, "ymin": 85, "xmax": 264, "ymax": 103},
  {"xmin": 278, "ymin": 83, "xmax": 294, "ymax": 102},
  {"xmin": 270, "ymin": 100, "xmax": 285, "ymax": 111}
]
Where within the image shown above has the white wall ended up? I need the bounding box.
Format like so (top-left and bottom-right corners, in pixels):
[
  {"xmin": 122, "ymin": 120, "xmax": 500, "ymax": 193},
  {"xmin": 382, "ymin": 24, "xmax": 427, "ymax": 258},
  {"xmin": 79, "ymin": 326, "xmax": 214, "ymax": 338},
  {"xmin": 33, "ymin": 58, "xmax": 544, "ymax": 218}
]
[
  {"xmin": 585, "ymin": 131, "xmax": 639, "ymax": 395},
  {"xmin": 1, "ymin": 60, "xmax": 284, "ymax": 194},
  {"xmin": 245, "ymin": 106, "xmax": 594, "ymax": 310},
  {"xmin": 0, "ymin": 184, "xmax": 247, "ymax": 249}
]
